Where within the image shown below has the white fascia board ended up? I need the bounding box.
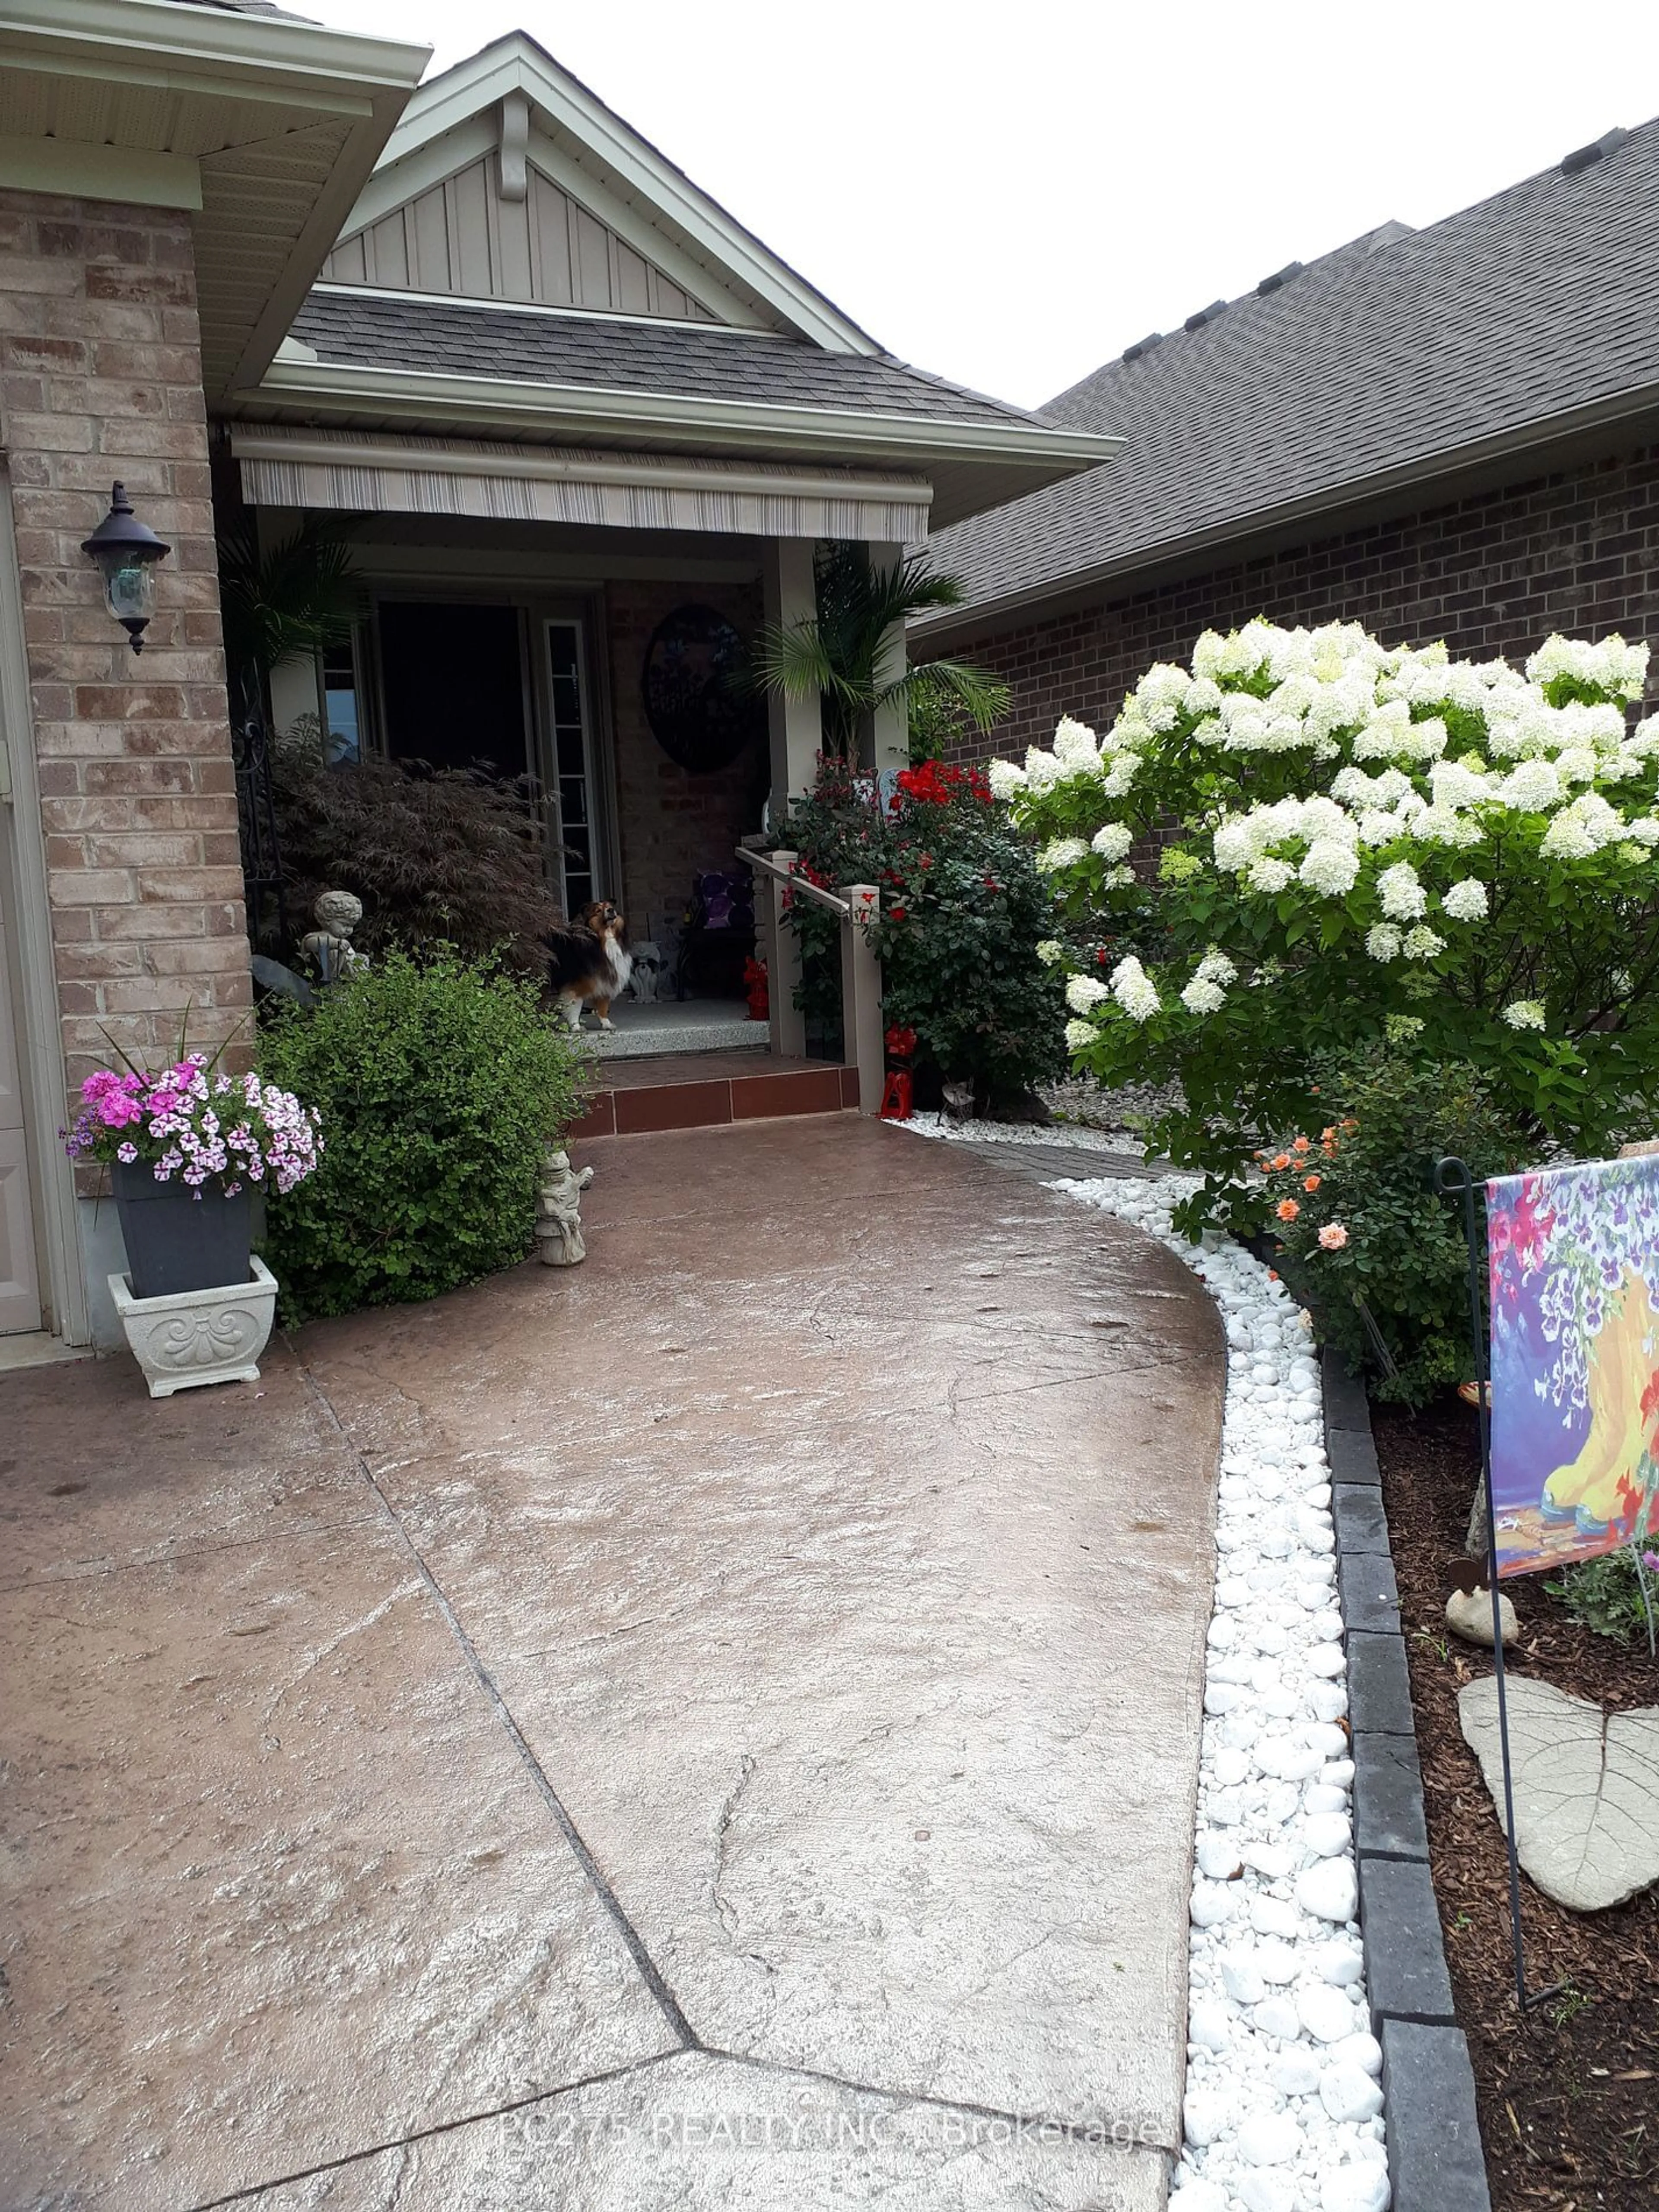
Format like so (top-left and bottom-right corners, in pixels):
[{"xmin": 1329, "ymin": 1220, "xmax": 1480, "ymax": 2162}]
[
  {"xmin": 231, "ymin": 426, "xmax": 932, "ymax": 509},
  {"xmin": 245, "ymin": 356, "xmax": 1123, "ymax": 473},
  {"xmin": 371, "ymin": 34, "xmax": 878, "ymax": 356},
  {"xmin": 310, "ymin": 280, "xmax": 770, "ymax": 341},
  {"xmin": 0, "ymin": 0, "xmax": 431, "ymax": 104},
  {"xmin": 0, "ymin": 133, "xmax": 200, "ymax": 209}
]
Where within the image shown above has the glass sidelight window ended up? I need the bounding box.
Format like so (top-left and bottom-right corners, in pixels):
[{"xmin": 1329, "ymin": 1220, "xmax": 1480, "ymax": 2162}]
[
  {"xmin": 545, "ymin": 620, "xmax": 597, "ymax": 915},
  {"xmin": 321, "ymin": 638, "xmax": 362, "ymax": 765}
]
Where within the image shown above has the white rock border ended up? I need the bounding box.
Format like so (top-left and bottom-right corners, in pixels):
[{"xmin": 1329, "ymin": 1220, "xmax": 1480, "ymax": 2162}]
[
  {"xmin": 900, "ymin": 1109, "xmax": 1152, "ymax": 1158},
  {"xmin": 901, "ymin": 1120, "xmax": 1392, "ymax": 2212}
]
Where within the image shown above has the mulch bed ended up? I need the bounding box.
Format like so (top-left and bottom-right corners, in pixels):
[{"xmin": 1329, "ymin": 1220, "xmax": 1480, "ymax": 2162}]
[{"xmin": 1373, "ymin": 1394, "xmax": 1659, "ymax": 2210}]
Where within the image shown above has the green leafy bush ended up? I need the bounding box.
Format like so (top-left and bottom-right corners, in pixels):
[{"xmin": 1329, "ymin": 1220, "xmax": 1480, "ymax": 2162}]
[
  {"xmin": 779, "ymin": 756, "xmax": 1066, "ymax": 1110},
  {"xmin": 259, "ymin": 950, "xmax": 588, "ymax": 1319},
  {"xmin": 1546, "ymin": 1545, "xmax": 1659, "ymax": 1653},
  {"xmin": 996, "ymin": 622, "xmax": 1659, "ymax": 1221},
  {"xmin": 1255, "ymin": 1050, "xmax": 1531, "ymax": 1402}
]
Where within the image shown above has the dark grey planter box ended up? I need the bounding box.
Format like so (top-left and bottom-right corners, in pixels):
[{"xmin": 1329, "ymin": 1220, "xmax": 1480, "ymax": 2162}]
[{"xmin": 112, "ymin": 1162, "xmax": 252, "ymax": 1300}]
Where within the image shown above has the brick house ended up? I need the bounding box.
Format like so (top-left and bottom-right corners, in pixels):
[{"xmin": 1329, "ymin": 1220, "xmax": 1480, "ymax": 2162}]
[
  {"xmin": 0, "ymin": 2, "xmax": 1109, "ymax": 1351},
  {"xmin": 917, "ymin": 123, "xmax": 1659, "ymax": 761}
]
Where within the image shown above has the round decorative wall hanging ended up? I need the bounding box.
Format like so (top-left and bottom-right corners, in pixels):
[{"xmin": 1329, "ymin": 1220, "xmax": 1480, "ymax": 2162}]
[{"xmin": 641, "ymin": 604, "xmax": 763, "ymax": 774}]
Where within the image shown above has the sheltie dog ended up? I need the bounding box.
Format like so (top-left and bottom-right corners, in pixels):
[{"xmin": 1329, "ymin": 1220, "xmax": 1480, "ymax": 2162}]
[{"xmin": 546, "ymin": 901, "xmax": 633, "ymax": 1031}]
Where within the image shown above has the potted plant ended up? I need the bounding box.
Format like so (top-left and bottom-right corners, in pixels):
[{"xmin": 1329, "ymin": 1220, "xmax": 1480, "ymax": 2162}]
[{"xmin": 64, "ymin": 1044, "xmax": 321, "ymax": 1395}]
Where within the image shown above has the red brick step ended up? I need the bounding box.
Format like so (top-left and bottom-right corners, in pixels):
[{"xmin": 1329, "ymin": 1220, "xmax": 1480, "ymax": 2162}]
[{"xmin": 570, "ymin": 1050, "xmax": 859, "ymax": 1138}]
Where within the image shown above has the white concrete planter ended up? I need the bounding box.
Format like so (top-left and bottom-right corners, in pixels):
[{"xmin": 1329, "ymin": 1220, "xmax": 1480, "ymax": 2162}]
[{"xmin": 108, "ymin": 1256, "xmax": 278, "ymax": 1398}]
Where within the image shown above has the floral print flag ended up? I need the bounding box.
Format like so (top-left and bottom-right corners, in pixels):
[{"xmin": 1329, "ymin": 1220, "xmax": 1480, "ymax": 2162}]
[{"xmin": 1487, "ymin": 1154, "xmax": 1659, "ymax": 1577}]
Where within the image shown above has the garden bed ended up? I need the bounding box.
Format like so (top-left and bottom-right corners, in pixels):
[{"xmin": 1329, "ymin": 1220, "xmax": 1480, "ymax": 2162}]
[{"xmin": 1373, "ymin": 1395, "xmax": 1659, "ymax": 2209}]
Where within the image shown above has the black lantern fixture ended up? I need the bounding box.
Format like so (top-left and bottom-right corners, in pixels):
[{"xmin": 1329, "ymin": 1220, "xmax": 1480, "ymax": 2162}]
[{"xmin": 80, "ymin": 482, "xmax": 171, "ymax": 654}]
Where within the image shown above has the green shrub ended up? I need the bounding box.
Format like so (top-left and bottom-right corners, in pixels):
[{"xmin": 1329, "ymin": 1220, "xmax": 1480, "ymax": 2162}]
[
  {"xmin": 997, "ymin": 622, "xmax": 1659, "ymax": 1224},
  {"xmin": 1545, "ymin": 1545, "xmax": 1659, "ymax": 1653},
  {"xmin": 779, "ymin": 756, "xmax": 1067, "ymax": 1110},
  {"xmin": 259, "ymin": 950, "xmax": 588, "ymax": 1319},
  {"xmin": 1256, "ymin": 1050, "xmax": 1531, "ymax": 1402}
]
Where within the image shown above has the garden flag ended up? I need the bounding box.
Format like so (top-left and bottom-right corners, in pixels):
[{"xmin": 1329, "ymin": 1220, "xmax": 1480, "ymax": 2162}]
[{"xmin": 1487, "ymin": 1154, "xmax": 1659, "ymax": 1577}]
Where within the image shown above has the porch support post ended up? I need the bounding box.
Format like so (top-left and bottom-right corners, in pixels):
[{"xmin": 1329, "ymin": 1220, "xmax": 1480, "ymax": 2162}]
[
  {"xmin": 761, "ymin": 849, "xmax": 806, "ymax": 1060},
  {"xmin": 761, "ymin": 536, "xmax": 821, "ymax": 811},
  {"xmin": 839, "ymin": 883, "xmax": 884, "ymax": 1115},
  {"xmin": 864, "ymin": 540, "xmax": 909, "ymax": 777}
]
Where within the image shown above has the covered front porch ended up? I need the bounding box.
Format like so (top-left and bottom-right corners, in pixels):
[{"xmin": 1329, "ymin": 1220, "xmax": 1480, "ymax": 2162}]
[{"xmin": 226, "ymin": 442, "xmax": 924, "ymax": 1104}]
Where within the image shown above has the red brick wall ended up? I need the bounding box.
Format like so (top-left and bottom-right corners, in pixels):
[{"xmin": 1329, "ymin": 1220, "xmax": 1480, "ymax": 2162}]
[
  {"xmin": 604, "ymin": 577, "xmax": 768, "ymax": 957},
  {"xmin": 934, "ymin": 445, "xmax": 1659, "ymax": 763},
  {"xmin": 0, "ymin": 190, "xmax": 251, "ymax": 1109}
]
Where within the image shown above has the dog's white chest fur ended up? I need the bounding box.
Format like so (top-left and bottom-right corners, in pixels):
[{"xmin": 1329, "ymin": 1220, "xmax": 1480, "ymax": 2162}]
[{"xmin": 598, "ymin": 937, "xmax": 632, "ymax": 997}]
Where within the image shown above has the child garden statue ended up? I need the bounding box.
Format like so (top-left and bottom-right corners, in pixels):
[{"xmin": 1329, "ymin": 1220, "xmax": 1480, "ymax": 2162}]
[{"xmin": 536, "ymin": 1147, "xmax": 593, "ymax": 1265}]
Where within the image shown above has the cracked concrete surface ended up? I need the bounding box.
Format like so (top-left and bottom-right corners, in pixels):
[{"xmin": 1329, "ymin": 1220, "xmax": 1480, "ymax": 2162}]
[{"xmin": 0, "ymin": 1117, "xmax": 1222, "ymax": 2210}]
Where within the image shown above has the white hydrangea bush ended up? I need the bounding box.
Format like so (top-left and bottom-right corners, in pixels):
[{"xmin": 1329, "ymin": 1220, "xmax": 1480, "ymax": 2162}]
[{"xmin": 995, "ymin": 622, "xmax": 1659, "ymax": 1201}]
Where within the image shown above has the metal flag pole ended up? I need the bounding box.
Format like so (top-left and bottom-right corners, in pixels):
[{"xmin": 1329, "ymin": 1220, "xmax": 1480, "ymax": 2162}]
[{"xmin": 1434, "ymin": 1154, "xmax": 1535, "ymax": 2012}]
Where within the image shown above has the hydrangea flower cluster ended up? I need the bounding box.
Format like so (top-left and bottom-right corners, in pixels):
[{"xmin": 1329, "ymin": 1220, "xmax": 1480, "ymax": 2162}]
[
  {"xmin": 991, "ymin": 621, "xmax": 1659, "ymax": 1190},
  {"xmin": 64, "ymin": 1055, "xmax": 321, "ymax": 1198}
]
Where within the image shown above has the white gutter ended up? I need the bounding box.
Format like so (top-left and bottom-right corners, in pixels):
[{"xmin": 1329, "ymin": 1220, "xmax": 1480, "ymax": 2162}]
[
  {"xmin": 243, "ymin": 356, "xmax": 1123, "ymax": 474},
  {"xmin": 0, "ymin": 0, "xmax": 430, "ymax": 98}
]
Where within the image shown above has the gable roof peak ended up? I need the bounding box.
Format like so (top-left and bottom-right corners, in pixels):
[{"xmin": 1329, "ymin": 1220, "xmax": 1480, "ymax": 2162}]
[{"xmin": 357, "ymin": 30, "xmax": 879, "ymax": 356}]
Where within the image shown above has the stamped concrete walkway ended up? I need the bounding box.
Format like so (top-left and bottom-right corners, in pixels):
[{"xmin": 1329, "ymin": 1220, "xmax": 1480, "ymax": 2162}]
[{"xmin": 0, "ymin": 1116, "xmax": 1223, "ymax": 2212}]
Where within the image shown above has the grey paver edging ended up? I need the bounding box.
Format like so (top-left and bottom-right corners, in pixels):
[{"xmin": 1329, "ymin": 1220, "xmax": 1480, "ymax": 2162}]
[{"xmin": 1322, "ymin": 1348, "xmax": 1493, "ymax": 2212}]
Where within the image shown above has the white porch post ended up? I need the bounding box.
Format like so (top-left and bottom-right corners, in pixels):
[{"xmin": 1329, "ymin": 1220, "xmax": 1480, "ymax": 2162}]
[
  {"xmin": 864, "ymin": 540, "xmax": 909, "ymax": 776},
  {"xmin": 761, "ymin": 537, "xmax": 821, "ymax": 810},
  {"xmin": 839, "ymin": 883, "xmax": 884, "ymax": 1114}
]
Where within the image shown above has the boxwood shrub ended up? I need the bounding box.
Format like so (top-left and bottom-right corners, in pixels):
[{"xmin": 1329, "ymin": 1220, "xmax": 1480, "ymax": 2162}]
[{"xmin": 260, "ymin": 949, "xmax": 589, "ymax": 1320}]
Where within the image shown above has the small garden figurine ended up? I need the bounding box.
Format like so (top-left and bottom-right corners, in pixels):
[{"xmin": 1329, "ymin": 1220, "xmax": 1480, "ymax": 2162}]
[
  {"xmin": 536, "ymin": 1146, "xmax": 593, "ymax": 1266},
  {"xmin": 298, "ymin": 888, "xmax": 368, "ymax": 983}
]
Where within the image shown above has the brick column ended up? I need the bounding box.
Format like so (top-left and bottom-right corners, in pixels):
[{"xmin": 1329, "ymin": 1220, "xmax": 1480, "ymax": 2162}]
[{"xmin": 0, "ymin": 188, "xmax": 252, "ymax": 1114}]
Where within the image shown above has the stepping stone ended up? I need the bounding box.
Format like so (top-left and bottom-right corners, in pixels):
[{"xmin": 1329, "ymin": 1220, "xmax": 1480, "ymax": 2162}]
[{"xmin": 1457, "ymin": 1676, "xmax": 1659, "ymax": 1911}]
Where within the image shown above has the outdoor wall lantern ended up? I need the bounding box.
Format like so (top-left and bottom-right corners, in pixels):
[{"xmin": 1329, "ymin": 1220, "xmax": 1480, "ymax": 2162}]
[{"xmin": 81, "ymin": 482, "xmax": 171, "ymax": 654}]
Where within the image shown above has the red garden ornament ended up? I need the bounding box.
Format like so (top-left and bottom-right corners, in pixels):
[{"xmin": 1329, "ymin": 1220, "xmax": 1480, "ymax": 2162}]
[
  {"xmin": 743, "ymin": 955, "xmax": 769, "ymax": 1022},
  {"xmin": 880, "ymin": 1024, "xmax": 917, "ymax": 1120}
]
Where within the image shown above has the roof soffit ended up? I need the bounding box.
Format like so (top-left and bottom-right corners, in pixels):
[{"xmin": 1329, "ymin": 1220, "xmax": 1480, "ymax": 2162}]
[{"xmin": 0, "ymin": 0, "xmax": 430, "ymax": 399}]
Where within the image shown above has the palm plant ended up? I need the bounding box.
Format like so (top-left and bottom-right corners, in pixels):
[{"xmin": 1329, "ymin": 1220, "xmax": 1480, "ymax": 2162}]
[
  {"xmin": 750, "ymin": 541, "xmax": 1009, "ymax": 760},
  {"xmin": 217, "ymin": 515, "xmax": 359, "ymax": 688}
]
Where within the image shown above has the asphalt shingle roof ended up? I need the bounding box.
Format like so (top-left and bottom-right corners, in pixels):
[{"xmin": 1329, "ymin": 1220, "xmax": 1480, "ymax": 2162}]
[
  {"xmin": 171, "ymin": 0, "xmax": 316, "ymax": 18},
  {"xmin": 289, "ymin": 289, "xmax": 1051, "ymax": 431},
  {"xmin": 931, "ymin": 121, "xmax": 1659, "ymax": 619}
]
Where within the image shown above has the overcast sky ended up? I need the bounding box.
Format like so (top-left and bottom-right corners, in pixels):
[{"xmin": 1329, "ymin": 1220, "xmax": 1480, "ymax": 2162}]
[{"xmin": 308, "ymin": 0, "xmax": 1659, "ymax": 410}]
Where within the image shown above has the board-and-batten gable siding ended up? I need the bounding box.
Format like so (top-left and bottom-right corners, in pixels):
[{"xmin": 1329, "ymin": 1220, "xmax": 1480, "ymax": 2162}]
[{"xmin": 321, "ymin": 155, "xmax": 718, "ymax": 320}]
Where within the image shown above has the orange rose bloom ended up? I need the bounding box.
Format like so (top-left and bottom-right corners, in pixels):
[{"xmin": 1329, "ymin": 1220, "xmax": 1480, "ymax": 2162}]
[
  {"xmin": 1292, "ymin": 1135, "xmax": 1311, "ymax": 1153},
  {"xmin": 1272, "ymin": 1152, "xmax": 1292, "ymax": 1170},
  {"xmin": 1321, "ymin": 1127, "xmax": 1336, "ymax": 1142},
  {"xmin": 1276, "ymin": 1199, "xmax": 1301, "ymax": 1222},
  {"xmin": 1303, "ymin": 1173, "xmax": 1322, "ymax": 1192}
]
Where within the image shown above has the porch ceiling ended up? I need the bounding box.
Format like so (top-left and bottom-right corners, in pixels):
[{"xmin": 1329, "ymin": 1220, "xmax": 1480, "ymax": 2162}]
[{"xmin": 232, "ymin": 425, "xmax": 935, "ymax": 543}]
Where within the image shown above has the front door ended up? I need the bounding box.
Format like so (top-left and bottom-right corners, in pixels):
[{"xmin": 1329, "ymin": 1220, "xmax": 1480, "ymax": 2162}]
[
  {"xmin": 0, "ymin": 839, "xmax": 41, "ymax": 1333},
  {"xmin": 377, "ymin": 601, "xmax": 531, "ymax": 779}
]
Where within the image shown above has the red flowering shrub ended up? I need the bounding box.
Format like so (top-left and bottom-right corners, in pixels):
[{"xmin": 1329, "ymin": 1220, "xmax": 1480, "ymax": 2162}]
[{"xmin": 777, "ymin": 758, "xmax": 1065, "ymax": 1109}]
